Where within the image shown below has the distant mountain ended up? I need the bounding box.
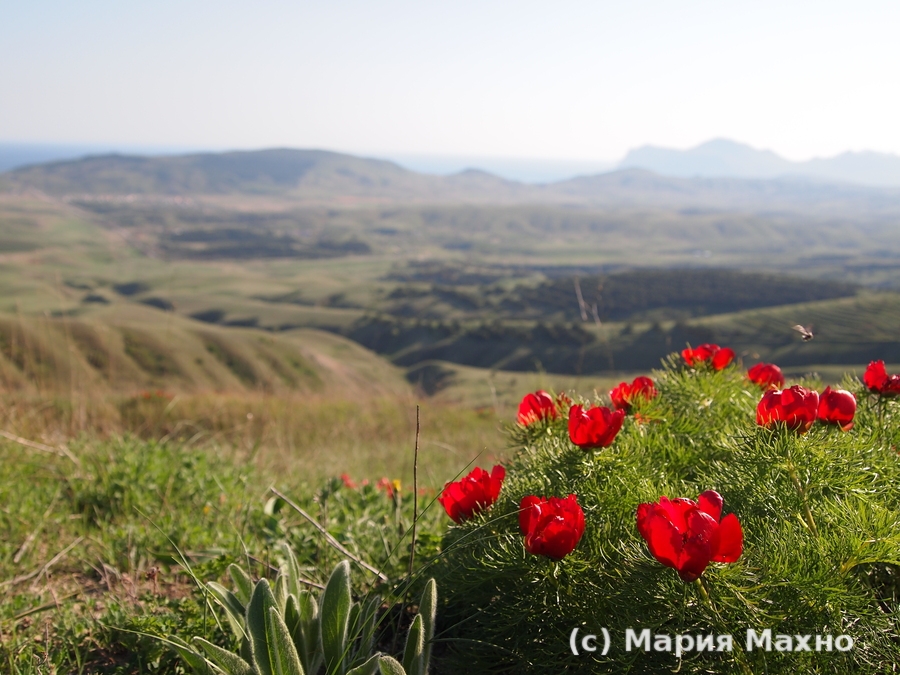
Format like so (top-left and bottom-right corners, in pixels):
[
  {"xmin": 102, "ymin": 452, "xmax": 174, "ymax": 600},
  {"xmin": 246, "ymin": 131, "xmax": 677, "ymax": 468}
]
[
  {"xmin": 4, "ymin": 146, "xmax": 900, "ymax": 215},
  {"xmin": 619, "ymin": 139, "xmax": 900, "ymax": 187},
  {"xmin": 1, "ymin": 148, "xmax": 532, "ymax": 202}
]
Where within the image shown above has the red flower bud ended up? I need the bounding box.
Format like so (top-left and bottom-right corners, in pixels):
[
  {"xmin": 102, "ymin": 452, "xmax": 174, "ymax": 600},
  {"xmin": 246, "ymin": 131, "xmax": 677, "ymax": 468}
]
[
  {"xmin": 439, "ymin": 465, "xmax": 505, "ymax": 523},
  {"xmin": 517, "ymin": 390, "xmax": 559, "ymax": 425},
  {"xmin": 682, "ymin": 343, "xmax": 734, "ymax": 370},
  {"xmin": 863, "ymin": 360, "xmax": 900, "ymax": 397},
  {"xmin": 756, "ymin": 385, "xmax": 819, "ymax": 434},
  {"xmin": 817, "ymin": 387, "xmax": 856, "ymax": 431},
  {"xmin": 747, "ymin": 363, "xmax": 785, "ymax": 390},
  {"xmin": 568, "ymin": 404, "xmax": 625, "ymax": 449},
  {"xmin": 609, "ymin": 376, "xmax": 658, "ymax": 413},
  {"xmin": 519, "ymin": 494, "xmax": 585, "ymax": 560},
  {"xmin": 636, "ymin": 490, "xmax": 743, "ymax": 582}
]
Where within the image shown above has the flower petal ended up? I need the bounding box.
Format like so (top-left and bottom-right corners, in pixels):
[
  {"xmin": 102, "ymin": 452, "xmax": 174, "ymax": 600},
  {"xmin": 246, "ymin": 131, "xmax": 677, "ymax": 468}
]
[
  {"xmin": 711, "ymin": 513, "xmax": 743, "ymax": 563},
  {"xmin": 643, "ymin": 511, "xmax": 682, "ymax": 569},
  {"xmin": 697, "ymin": 490, "xmax": 723, "ymax": 522}
]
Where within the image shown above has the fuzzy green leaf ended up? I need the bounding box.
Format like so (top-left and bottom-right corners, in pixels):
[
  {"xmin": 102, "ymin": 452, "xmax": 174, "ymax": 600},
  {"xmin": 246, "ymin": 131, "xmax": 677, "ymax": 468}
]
[
  {"xmin": 346, "ymin": 653, "xmax": 382, "ymax": 675},
  {"xmin": 228, "ymin": 564, "xmax": 254, "ymax": 606},
  {"xmin": 418, "ymin": 579, "xmax": 437, "ymax": 674},
  {"xmin": 274, "ymin": 573, "xmax": 290, "ymax": 613},
  {"xmin": 402, "ymin": 614, "xmax": 424, "ymax": 675},
  {"xmin": 193, "ymin": 636, "xmax": 254, "ymax": 675},
  {"xmin": 280, "ymin": 541, "xmax": 304, "ymax": 600},
  {"xmin": 267, "ymin": 606, "xmax": 306, "ymax": 675},
  {"xmin": 168, "ymin": 635, "xmax": 213, "ymax": 675},
  {"xmin": 319, "ymin": 560, "xmax": 352, "ymax": 675},
  {"xmin": 208, "ymin": 581, "xmax": 248, "ymax": 642},
  {"xmin": 298, "ymin": 591, "xmax": 322, "ymax": 675},
  {"xmin": 377, "ymin": 656, "xmax": 406, "ymax": 675},
  {"xmin": 246, "ymin": 578, "xmax": 278, "ymax": 675}
]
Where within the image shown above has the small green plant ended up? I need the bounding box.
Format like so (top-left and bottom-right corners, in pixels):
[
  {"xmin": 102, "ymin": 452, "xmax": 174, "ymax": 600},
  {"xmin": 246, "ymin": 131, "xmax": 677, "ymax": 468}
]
[{"xmin": 170, "ymin": 546, "xmax": 437, "ymax": 675}]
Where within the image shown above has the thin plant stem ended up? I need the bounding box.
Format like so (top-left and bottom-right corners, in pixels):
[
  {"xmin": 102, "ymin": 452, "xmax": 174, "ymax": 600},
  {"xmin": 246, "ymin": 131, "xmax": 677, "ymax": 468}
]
[
  {"xmin": 788, "ymin": 467, "xmax": 819, "ymax": 536},
  {"xmin": 407, "ymin": 405, "xmax": 420, "ymax": 580}
]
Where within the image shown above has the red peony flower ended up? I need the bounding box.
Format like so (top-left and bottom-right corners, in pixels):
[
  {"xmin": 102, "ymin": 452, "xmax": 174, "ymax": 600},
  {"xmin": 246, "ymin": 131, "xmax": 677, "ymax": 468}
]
[
  {"xmin": 519, "ymin": 494, "xmax": 585, "ymax": 560},
  {"xmin": 609, "ymin": 376, "xmax": 658, "ymax": 412},
  {"xmin": 747, "ymin": 363, "xmax": 785, "ymax": 390},
  {"xmin": 817, "ymin": 387, "xmax": 856, "ymax": 431},
  {"xmin": 756, "ymin": 385, "xmax": 819, "ymax": 433},
  {"xmin": 439, "ymin": 465, "xmax": 505, "ymax": 523},
  {"xmin": 636, "ymin": 490, "xmax": 743, "ymax": 582},
  {"xmin": 568, "ymin": 404, "xmax": 625, "ymax": 449},
  {"xmin": 517, "ymin": 390, "xmax": 559, "ymax": 425},
  {"xmin": 682, "ymin": 343, "xmax": 735, "ymax": 370},
  {"xmin": 863, "ymin": 361, "xmax": 900, "ymax": 397}
]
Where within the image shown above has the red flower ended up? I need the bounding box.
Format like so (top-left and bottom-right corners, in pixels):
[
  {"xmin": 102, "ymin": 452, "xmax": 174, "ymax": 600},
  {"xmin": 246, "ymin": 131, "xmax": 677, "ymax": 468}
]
[
  {"xmin": 609, "ymin": 376, "xmax": 658, "ymax": 412},
  {"xmin": 863, "ymin": 361, "xmax": 900, "ymax": 397},
  {"xmin": 747, "ymin": 363, "xmax": 785, "ymax": 390},
  {"xmin": 636, "ymin": 490, "xmax": 743, "ymax": 582},
  {"xmin": 340, "ymin": 473, "xmax": 357, "ymax": 489},
  {"xmin": 568, "ymin": 404, "xmax": 625, "ymax": 449},
  {"xmin": 756, "ymin": 385, "xmax": 819, "ymax": 433},
  {"xmin": 439, "ymin": 465, "xmax": 505, "ymax": 523},
  {"xmin": 519, "ymin": 494, "xmax": 585, "ymax": 560},
  {"xmin": 817, "ymin": 387, "xmax": 856, "ymax": 431},
  {"xmin": 517, "ymin": 390, "xmax": 559, "ymax": 425},
  {"xmin": 681, "ymin": 343, "xmax": 734, "ymax": 370}
]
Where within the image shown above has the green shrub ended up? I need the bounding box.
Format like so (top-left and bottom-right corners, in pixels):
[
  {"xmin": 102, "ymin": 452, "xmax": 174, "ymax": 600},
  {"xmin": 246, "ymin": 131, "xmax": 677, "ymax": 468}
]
[{"xmin": 435, "ymin": 360, "xmax": 900, "ymax": 674}]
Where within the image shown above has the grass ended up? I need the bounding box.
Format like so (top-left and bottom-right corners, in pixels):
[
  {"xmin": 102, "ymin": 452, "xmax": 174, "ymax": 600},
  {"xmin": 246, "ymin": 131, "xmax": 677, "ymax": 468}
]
[{"xmin": 0, "ymin": 389, "xmax": 494, "ymax": 673}]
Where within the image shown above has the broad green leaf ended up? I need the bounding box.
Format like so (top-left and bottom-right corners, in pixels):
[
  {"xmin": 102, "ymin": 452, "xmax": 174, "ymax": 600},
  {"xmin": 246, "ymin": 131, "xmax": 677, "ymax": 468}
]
[
  {"xmin": 378, "ymin": 656, "xmax": 406, "ymax": 675},
  {"xmin": 319, "ymin": 560, "xmax": 352, "ymax": 675},
  {"xmin": 193, "ymin": 636, "xmax": 254, "ymax": 675},
  {"xmin": 208, "ymin": 581, "xmax": 248, "ymax": 642},
  {"xmin": 402, "ymin": 614, "xmax": 424, "ymax": 675},
  {"xmin": 229, "ymin": 564, "xmax": 254, "ymax": 606},
  {"xmin": 298, "ymin": 591, "xmax": 322, "ymax": 675},
  {"xmin": 246, "ymin": 578, "xmax": 278, "ymax": 675},
  {"xmin": 274, "ymin": 574, "xmax": 289, "ymax": 613},
  {"xmin": 346, "ymin": 653, "xmax": 382, "ymax": 675},
  {"xmin": 284, "ymin": 594, "xmax": 302, "ymax": 639},
  {"xmin": 280, "ymin": 541, "xmax": 304, "ymax": 600},
  {"xmin": 418, "ymin": 579, "xmax": 437, "ymax": 674},
  {"xmin": 267, "ymin": 606, "xmax": 306, "ymax": 675},
  {"xmin": 168, "ymin": 635, "xmax": 213, "ymax": 675}
]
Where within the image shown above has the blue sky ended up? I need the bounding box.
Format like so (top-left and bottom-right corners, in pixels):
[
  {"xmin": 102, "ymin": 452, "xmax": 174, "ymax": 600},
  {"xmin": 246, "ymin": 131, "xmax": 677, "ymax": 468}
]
[{"xmin": 3, "ymin": 1, "xmax": 899, "ymax": 163}]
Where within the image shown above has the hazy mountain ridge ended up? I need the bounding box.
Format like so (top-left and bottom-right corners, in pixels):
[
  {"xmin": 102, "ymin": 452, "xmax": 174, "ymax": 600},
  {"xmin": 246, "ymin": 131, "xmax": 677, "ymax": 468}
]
[
  {"xmin": 6, "ymin": 146, "xmax": 900, "ymax": 215},
  {"xmin": 3, "ymin": 148, "xmax": 535, "ymax": 203},
  {"xmin": 620, "ymin": 138, "xmax": 900, "ymax": 187}
]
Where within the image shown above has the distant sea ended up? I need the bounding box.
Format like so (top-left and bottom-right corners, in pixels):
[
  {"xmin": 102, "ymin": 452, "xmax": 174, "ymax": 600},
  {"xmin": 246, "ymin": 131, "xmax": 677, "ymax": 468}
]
[{"xmin": 0, "ymin": 142, "xmax": 211, "ymax": 173}]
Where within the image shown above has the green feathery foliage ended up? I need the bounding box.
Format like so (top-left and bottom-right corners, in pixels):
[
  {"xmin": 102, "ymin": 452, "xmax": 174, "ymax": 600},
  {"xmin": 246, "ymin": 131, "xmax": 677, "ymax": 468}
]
[{"xmin": 435, "ymin": 358, "xmax": 900, "ymax": 674}]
